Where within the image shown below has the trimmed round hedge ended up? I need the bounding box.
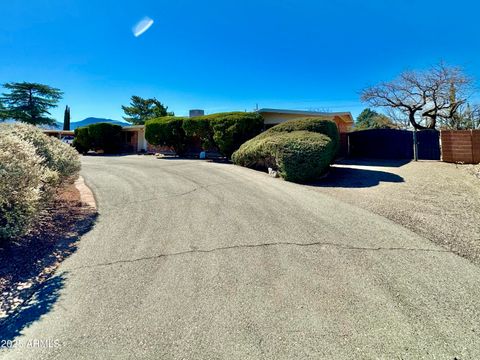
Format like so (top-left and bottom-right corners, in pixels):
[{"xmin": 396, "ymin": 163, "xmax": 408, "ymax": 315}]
[
  {"xmin": 260, "ymin": 118, "xmax": 339, "ymax": 151},
  {"xmin": 145, "ymin": 116, "xmax": 189, "ymax": 155},
  {"xmin": 88, "ymin": 123, "xmax": 123, "ymax": 153},
  {"xmin": 182, "ymin": 116, "xmax": 215, "ymax": 150},
  {"xmin": 182, "ymin": 112, "xmax": 264, "ymax": 157},
  {"xmin": 73, "ymin": 126, "xmax": 90, "ymax": 154},
  {"xmin": 209, "ymin": 112, "xmax": 263, "ymax": 158},
  {"xmin": 73, "ymin": 123, "xmax": 123, "ymax": 154},
  {"xmin": 232, "ymin": 118, "xmax": 339, "ymax": 183}
]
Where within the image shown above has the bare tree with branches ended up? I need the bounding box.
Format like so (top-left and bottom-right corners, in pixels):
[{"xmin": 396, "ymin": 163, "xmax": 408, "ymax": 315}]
[
  {"xmin": 361, "ymin": 63, "xmax": 472, "ymax": 130},
  {"xmin": 473, "ymin": 104, "xmax": 480, "ymax": 129},
  {"xmin": 384, "ymin": 108, "xmax": 410, "ymax": 129},
  {"xmin": 447, "ymin": 102, "xmax": 480, "ymax": 129}
]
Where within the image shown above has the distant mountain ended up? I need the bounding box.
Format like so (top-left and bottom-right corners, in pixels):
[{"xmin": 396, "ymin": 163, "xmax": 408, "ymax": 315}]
[
  {"xmin": 1, "ymin": 117, "xmax": 129, "ymax": 130},
  {"xmin": 45, "ymin": 121, "xmax": 63, "ymax": 130},
  {"xmin": 70, "ymin": 117, "xmax": 129, "ymax": 130}
]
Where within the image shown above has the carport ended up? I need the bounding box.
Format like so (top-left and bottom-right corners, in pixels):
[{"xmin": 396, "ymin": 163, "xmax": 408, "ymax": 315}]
[{"xmin": 122, "ymin": 126, "xmax": 148, "ymax": 152}]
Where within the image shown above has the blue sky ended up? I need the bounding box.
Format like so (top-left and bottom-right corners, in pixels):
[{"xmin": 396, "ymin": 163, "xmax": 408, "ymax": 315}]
[{"xmin": 1, "ymin": 0, "xmax": 479, "ymax": 122}]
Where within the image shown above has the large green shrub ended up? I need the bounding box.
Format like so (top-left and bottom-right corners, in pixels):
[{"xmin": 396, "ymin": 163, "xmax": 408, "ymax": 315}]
[
  {"xmin": 0, "ymin": 123, "xmax": 81, "ymax": 185},
  {"xmin": 209, "ymin": 112, "xmax": 264, "ymax": 157},
  {"xmin": 88, "ymin": 123, "xmax": 123, "ymax": 153},
  {"xmin": 73, "ymin": 126, "xmax": 91, "ymax": 154},
  {"xmin": 73, "ymin": 123, "xmax": 123, "ymax": 154},
  {"xmin": 233, "ymin": 131, "xmax": 336, "ymax": 183},
  {"xmin": 232, "ymin": 119, "xmax": 339, "ymax": 183},
  {"xmin": 182, "ymin": 116, "xmax": 215, "ymax": 150},
  {"xmin": 145, "ymin": 116, "xmax": 189, "ymax": 155},
  {"xmin": 259, "ymin": 118, "xmax": 340, "ymax": 153},
  {"xmin": 149, "ymin": 112, "xmax": 263, "ymax": 157},
  {"xmin": 182, "ymin": 112, "xmax": 263, "ymax": 156}
]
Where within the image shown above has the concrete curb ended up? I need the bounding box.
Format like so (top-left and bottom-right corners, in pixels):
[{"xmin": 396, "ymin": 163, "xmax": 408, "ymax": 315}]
[{"xmin": 74, "ymin": 176, "xmax": 97, "ymax": 210}]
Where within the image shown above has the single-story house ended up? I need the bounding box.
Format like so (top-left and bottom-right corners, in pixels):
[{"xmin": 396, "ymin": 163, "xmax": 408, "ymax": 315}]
[
  {"xmin": 43, "ymin": 130, "xmax": 75, "ymax": 138},
  {"xmin": 55, "ymin": 108, "xmax": 353, "ymax": 153}
]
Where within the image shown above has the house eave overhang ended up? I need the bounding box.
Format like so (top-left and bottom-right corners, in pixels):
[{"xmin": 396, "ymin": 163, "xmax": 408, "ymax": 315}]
[{"xmin": 257, "ymin": 108, "xmax": 354, "ymax": 125}]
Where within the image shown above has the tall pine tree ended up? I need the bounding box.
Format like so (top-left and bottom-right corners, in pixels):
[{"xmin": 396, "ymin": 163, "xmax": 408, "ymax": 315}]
[
  {"xmin": 0, "ymin": 82, "xmax": 63, "ymax": 125},
  {"xmin": 122, "ymin": 96, "xmax": 173, "ymax": 125},
  {"xmin": 355, "ymin": 108, "xmax": 396, "ymax": 130}
]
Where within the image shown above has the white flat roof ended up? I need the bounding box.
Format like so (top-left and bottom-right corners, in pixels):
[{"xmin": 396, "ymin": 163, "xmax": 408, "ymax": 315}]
[
  {"xmin": 122, "ymin": 125, "xmax": 145, "ymax": 130},
  {"xmin": 257, "ymin": 108, "xmax": 353, "ymax": 123},
  {"xmin": 43, "ymin": 129, "xmax": 74, "ymax": 134}
]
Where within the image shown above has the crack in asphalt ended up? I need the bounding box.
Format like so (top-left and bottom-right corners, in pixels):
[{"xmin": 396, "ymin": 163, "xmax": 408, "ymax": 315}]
[
  {"xmin": 103, "ymin": 180, "xmax": 242, "ymax": 209},
  {"xmin": 68, "ymin": 240, "xmax": 449, "ymax": 271},
  {"xmin": 108, "ymin": 187, "xmax": 200, "ymax": 207}
]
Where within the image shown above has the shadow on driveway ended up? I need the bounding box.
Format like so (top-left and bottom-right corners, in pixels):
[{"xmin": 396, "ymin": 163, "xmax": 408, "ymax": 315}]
[
  {"xmin": 0, "ymin": 273, "xmax": 66, "ymax": 342},
  {"xmin": 336, "ymin": 158, "xmax": 411, "ymax": 168},
  {"xmin": 311, "ymin": 166, "xmax": 405, "ymax": 188}
]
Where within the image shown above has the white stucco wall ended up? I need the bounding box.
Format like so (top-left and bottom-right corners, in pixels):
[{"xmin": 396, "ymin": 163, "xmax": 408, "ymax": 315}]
[{"xmin": 137, "ymin": 128, "xmax": 147, "ymax": 151}]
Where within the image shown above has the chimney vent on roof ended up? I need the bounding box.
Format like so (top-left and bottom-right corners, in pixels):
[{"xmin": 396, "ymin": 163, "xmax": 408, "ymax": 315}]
[{"xmin": 189, "ymin": 109, "xmax": 205, "ymax": 118}]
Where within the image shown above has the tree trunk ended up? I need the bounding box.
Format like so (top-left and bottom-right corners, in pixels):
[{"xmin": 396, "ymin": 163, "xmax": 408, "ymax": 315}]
[
  {"xmin": 28, "ymin": 89, "xmax": 36, "ymax": 124},
  {"xmin": 409, "ymin": 112, "xmax": 429, "ymax": 130}
]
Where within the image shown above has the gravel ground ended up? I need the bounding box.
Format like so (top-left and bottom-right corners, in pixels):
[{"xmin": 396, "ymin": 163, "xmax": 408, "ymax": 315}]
[
  {"xmin": 467, "ymin": 164, "xmax": 480, "ymax": 180},
  {"xmin": 309, "ymin": 159, "xmax": 480, "ymax": 266}
]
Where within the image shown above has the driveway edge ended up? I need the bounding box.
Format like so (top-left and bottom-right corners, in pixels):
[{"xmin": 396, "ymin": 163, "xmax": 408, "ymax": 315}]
[{"xmin": 75, "ymin": 176, "xmax": 97, "ymax": 210}]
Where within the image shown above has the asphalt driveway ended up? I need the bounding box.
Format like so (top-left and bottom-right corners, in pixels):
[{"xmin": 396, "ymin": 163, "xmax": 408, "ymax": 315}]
[{"xmin": 2, "ymin": 155, "xmax": 480, "ymax": 359}]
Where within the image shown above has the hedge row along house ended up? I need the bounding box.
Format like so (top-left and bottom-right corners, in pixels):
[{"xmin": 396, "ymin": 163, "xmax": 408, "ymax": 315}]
[{"xmin": 120, "ymin": 108, "xmax": 354, "ymax": 153}]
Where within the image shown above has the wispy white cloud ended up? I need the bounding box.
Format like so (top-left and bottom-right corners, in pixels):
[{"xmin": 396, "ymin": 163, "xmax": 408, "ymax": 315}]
[{"xmin": 132, "ymin": 16, "xmax": 154, "ymax": 37}]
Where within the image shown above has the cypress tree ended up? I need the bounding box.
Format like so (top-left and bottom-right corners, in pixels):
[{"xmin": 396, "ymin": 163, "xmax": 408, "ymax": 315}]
[{"xmin": 63, "ymin": 105, "xmax": 71, "ymax": 131}]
